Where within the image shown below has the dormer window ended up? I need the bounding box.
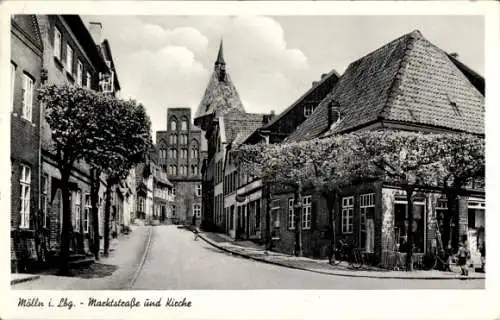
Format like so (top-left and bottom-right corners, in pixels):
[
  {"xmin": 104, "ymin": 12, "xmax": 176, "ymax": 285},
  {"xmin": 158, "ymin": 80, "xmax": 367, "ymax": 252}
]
[
  {"xmin": 304, "ymin": 105, "xmax": 314, "ymax": 117},
  {"xmin": 99, "ymin": 72, "xmax": 114, "ymax": 93}
]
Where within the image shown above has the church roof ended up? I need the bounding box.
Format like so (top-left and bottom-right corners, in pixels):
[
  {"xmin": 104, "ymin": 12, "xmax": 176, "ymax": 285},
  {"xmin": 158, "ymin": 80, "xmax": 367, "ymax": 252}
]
[
  {"xmin": 287, "ymin": 30, "xmax": 484, "ymax": 142},
  {"xmin": 195, "ymin": 40, "xmax": 245, "ymax": 121}
]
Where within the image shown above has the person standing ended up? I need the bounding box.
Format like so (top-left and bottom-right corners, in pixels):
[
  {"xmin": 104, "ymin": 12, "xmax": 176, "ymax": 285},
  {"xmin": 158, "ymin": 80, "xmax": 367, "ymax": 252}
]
[{"xmin": 457, "ymin": 235, "xmax": 471, "ymax": 276}]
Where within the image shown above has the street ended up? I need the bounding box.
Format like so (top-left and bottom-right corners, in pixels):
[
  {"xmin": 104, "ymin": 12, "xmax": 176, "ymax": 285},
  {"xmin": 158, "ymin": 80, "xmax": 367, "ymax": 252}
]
[{"xmin": 14, "ymin": 225, "xmax": 484, "ymax": 290}]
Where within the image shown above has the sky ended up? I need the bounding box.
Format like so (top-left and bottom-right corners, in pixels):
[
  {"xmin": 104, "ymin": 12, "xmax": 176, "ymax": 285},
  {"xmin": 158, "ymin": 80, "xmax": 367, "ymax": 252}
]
[{"xmin": 82, "ymin": 15, "xmax": 484, "ymax": 142}]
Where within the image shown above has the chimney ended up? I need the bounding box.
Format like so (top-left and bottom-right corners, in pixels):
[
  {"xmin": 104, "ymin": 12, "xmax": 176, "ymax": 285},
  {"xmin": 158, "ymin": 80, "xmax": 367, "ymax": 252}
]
[
  {"xmin": 88, "ymin": 22, "xmax": 102, "ymax": 45},
  {"xmin": 449, "ymin": 52, "xmax": 459, "ymax": 59},
  {"xmin": 312, "ymin": 81, "xmax": 319, "ymax": 87},
  {"xmin": 321, "ymin": 73, "xmax": 328, "ymax": 79}
]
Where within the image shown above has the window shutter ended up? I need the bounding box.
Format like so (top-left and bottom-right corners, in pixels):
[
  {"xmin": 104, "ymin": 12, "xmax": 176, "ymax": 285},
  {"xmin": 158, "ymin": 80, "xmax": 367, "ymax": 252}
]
[{"xmin": 311, "ymin": 200, "xmax": 317, "ymax": 230}]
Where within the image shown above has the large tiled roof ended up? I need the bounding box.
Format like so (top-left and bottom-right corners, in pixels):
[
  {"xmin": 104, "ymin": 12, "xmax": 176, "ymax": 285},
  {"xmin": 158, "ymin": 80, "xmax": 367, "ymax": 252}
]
[
  {"xmin": 195, "ymin": 42, "xmax": 245, "ymax": 120},
  {"xmin": 287, "ymin": 30, "xmax": 484, "ymax": 142},
  {"xmin": 222, "ymin": 109, "xmax": 266, "ymax": 145}
]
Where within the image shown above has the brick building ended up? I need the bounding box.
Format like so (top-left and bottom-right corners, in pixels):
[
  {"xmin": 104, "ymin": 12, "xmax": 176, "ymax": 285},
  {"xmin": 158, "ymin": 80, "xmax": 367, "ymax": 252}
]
[
  {"xmin": 30, "ymin": 15, "xmax": 119, "ymax": 265},
  {"xmin": 10, "ymin": 15, "xmax": 44, "ymax": 272},
  {"xmin": 156, "ymin": 108, "xmax": 206, "ymax": 225},
  {"xmin": 266, "ymin": 30, "xmax": 485, "ymax": 264}
]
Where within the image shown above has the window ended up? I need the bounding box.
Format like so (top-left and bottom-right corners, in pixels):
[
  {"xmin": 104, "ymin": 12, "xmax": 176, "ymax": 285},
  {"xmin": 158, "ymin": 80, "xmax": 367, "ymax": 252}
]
[
  {"xmin": 304, "ymin": 105, "xmax": 314, "ymax": 117},
  {"xmin": 359, "ymin": 193, "xmax": 375, "ymax": 252},
  {"xmin": 41, "ymin": 174, "xmax": 49, "ymax": 227},
  {"xmin": 172, "ymin": 187, "xmax": 176, "ymax": 196},
  {"xmin": 19, "ymin": 165, "xmax": 31, "ymax": 229},
  {"xmin": 53, "ymin": 27, "xmax": 62, "ymax": 59},
  {"xmin": 172, "ymin": 205, "xmax": 176, "ymax": 216},
  {"xmin": 172, "ymin": 166, "xmax": 177, "ymax": 175},
  {"xmin": 193, "ymin": 204, "xmax": 201, "ymax": 218},
  {"xmin": 192, "ymin": 148, "xmax": 198, "ymax": 159},
  {"xmin": 341, "ymin": 196, "xmax": 354, "ymax": 234},
  {"xmin": 76, "ymin": 60, "xmax": 83, "ymax": 86},
  {"xmin": 10, "ymin": 62, "xmax": 16, "ymax": 111},
  {"xmin": 181, "ymin": 149, "xmax": 187, "ymax": 159},
  {"xmin": 84, "ymin": 194, "xmax": 91, "ymax": 233},
  {"xmin": 288, "ymin": 198, "xmax": 295, "ymax": 230},
  {"xmin": 170, "ymin": 120, "xmax": 177, "ymax": 131},
  {"xmin": 66, "ymin": 44, "xmax": 73, "ymax": 74},
  {"xmin": 270, "ymin": 200, "xmax": 280, "ymax": 239},
  {"xmin": 74, "ymin": 190, "xmax": 81, "ymax": 231},
  {"xmin": 22, "ymin": 73, "xmax": 33, "ymax": 121},
  {"xmin": 170, "ymin": 134, "xmax": 177, "ymax": 144},
  {"xmin": 196, "ymin": 184, "xmax": 202, "ymax": 197},
  {"xmin": 302, "ymin": 196, "xmax": 312, "ymax": 230},
  {"xmin": 394, "ymin": 199, "xmax": 426, "ymax": 253},
  {"xmin": 138, "ymin": 197, "xmax": 145, "ymax": 212},
  {"xmin": 181, "ymin": 120, "xmax": 188, "ymax": 130},
  {"xmin": 436, "ymin": 198, "xmax": 448, "ymax": 246},
  {"xmin": 86, "ymin": 72, "xmax": 91, "ymax": 89}
]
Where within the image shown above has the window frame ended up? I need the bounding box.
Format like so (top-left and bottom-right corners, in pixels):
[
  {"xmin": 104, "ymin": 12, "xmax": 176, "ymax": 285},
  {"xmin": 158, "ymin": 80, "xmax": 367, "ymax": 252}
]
[
  {"xmin": 196, "ymin": 184, "xmax": 202, "ymax": 197},
  {"xmin": 304, "ymin": 105, "xmax": 314, "ymax": 117},
  {"xmin": 193, "ymin": 204, "xmax": 201, "ymax": 218},
  {"xmin": 53, "ymin": 26, "xmax": 62, "ymax": 60},
  {"xmin": 22, "ymin": 73, "xmax": 34, "ymax": 121},
  {"xmin": 302, "ymin": 195, "xmax": 312, "ymax": 230},
  {"xmin": 86, "ymin": 72, "xmax": 91, "ymax": 89},
  {"xmin": 359, "ymin": 193, "xmax": 375, "ymax": 250},
  {"xmin": 66, "ymin": 44, "xmax": 74, "ymax": 74},
  {"xmin": 170, "ymin": 120, "xmax": 177, "ymax": 131},
  {"xmin": 10, "ymin": 62, "xmax": 16, "ymax": 112},
  {"xmin": 19, "ymin": 164, "xmax": 31, "ymax": 229},
  {"xmin": 341, "ymin": 196, "xmax": 354, "ymax": 234},
  {"xmin": 84, "ymin": 194, "xmax": 91, "ymax": 233},
  {"xmin": 76, "ymin": 60, "xmax": 83, "ymax": 86},
  {"xmin": 74, "ymin": 190, "xmax": 81, "ymax": 231}
]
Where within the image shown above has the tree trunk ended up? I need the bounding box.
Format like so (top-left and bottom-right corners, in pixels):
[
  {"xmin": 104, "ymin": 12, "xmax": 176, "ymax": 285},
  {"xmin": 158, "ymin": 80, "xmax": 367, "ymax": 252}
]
[
  {"xmin": 405, "ymin": 186, "xmax": 415, "ymax": 271},
  {"xmin": 103, "ymin": 179, "xmax": 113, "ymax": 256},
  {"xmin": 325, "ymin": 190, "xmax": 336, "ymax": 263},
  {"xmin": 265, "ymin": 182, "xmax": 272, "ymax": 251},
  {"xmin": 90, "ymin": 168, "xmax": 101, "ymax": 260},
  {"xmin": 294, "ymin": 184, "xmax": 303, "ymax": 257},
  {"xmin": 58, "ymin": 169, "xmax": 73, "ymax": 276}
]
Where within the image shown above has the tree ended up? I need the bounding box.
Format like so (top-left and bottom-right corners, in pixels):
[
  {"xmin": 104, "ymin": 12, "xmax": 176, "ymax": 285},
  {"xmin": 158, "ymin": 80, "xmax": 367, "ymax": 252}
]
[
  {"xmin": 84, "ymin": 97, "xmax": 152, "ymax": 257},
  {"xmin": 38, "ymin": 84, "xmax": 105, "ymax": 275},
  {"xmin": 431, "ymin": 133, "xmax": 485, "ymax": 250}
]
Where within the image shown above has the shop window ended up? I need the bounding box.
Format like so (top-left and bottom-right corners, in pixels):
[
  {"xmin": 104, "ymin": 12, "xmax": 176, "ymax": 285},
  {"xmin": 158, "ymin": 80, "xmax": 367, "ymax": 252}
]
[
  {"xmin": 360, "ymin": 193, "xmax": 375, "ymax": 252},
  {"xmin": 394, "ymin": 200, "xmax": 426, "ymax": 253},
  {"xmin": 467, "ymin": 199, "xmax": 485, "ymax": 256}
]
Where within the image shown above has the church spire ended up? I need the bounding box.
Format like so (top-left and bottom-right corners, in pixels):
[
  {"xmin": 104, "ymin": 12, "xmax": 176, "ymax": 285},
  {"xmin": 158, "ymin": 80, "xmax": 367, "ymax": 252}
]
[{"xmin": 215, "ymin": 39, "xmax": 225, "ymax": 66}]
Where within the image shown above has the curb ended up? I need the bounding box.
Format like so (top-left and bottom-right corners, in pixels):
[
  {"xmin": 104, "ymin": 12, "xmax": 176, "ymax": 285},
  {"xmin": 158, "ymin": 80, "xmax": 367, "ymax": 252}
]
[
  {"xmin": 192, "ymin": 230, "xmax": 485, "ymax": 280},
  {"xmin": 127, "ymin": 225, "xmax": 154, "ymax": 289},
  {"xmin": 11, "ymin": 275, "xmax": 41, "ymax": 286}
]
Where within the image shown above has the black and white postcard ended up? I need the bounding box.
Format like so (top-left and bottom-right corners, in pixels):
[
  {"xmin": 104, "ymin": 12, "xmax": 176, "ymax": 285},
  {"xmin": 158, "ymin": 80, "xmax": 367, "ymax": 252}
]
[{"xmin": 1, "ymin": 1, "xmax": 499, "ymax": 320}]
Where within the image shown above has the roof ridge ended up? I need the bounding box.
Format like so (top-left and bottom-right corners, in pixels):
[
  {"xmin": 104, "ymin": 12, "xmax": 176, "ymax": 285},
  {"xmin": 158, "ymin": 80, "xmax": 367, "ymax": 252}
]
[{"xmin": 379, "ymin": 31, "xmax": 420, "ymax": 119}]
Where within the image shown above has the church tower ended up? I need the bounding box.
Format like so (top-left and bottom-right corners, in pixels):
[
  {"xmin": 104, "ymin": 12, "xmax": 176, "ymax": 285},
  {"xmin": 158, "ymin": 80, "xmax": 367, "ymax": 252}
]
[{"xmin": 194, "ymin": 40, "xmax": 245, "ymax": 131}]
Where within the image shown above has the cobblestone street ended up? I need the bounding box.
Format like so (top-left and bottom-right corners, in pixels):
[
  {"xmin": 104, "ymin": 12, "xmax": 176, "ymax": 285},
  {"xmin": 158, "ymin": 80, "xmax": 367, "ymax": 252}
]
[{"xmin": 13, "ymin": 225, "xmax": 484, "ymax": 290}]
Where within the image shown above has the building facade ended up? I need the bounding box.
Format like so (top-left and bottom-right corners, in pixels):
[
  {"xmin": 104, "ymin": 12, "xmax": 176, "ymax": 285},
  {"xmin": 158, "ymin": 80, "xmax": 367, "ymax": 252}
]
[
  {"xmin": 157, "ymin": 108, "xmax": 205, "ymax": 225},
  {"xmin": 10, "ymin": 15, "xmax": 123, "ymax": 272},
  {"xmin": 10, "ymin": 15, "xmax": 44, "ymax": 273},
  {"xmin": 265, "ymin": 30, "xmax": 485, "ymax": 266}
]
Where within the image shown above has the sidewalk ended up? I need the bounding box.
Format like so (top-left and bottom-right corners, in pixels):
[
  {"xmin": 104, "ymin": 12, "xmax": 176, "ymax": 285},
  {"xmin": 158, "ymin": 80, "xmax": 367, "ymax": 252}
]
[
  {"xmin": 11, "ymin": 225, "xmax": 151, "ymax": 289},
  {"xmin": 192, "ymin": 228, "xmax": 485, "ymax": 280}
]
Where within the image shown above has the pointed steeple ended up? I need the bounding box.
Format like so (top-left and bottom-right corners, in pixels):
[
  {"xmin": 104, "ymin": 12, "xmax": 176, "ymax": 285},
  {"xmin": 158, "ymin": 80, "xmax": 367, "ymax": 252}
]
[
  {"xmin": 194, "ymin": 39, "xmax": 245, "ymax": 129},
  {"xmin": 215, "ymin": 39, "xmax": 225, "ymax": 66}
]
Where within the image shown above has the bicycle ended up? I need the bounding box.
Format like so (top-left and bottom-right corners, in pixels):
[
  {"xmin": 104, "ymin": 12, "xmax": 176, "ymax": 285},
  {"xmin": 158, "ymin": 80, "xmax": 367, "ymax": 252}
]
[{"xmin": 331, "ymin": 240, "xmax": 363, "ymax": 269}]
